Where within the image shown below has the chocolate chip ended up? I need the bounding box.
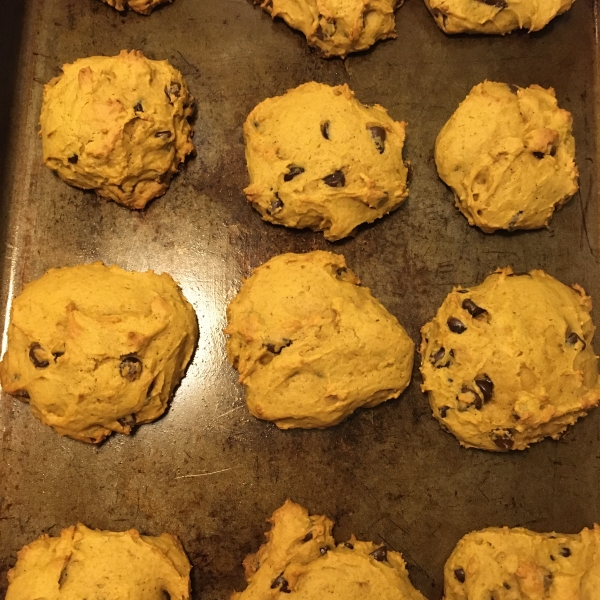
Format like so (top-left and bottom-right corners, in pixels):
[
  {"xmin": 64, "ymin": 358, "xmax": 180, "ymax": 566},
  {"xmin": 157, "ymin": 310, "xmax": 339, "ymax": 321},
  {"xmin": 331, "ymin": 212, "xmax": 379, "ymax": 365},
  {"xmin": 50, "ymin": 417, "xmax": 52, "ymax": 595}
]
[
  {"xmin": 117, "ymin": 414, "xmax": 136, "ymax": 428},
  {"xmin": 478, "ymin": 0, "xmax": 507, "ymax": 7},
  {"xmin": 165, "ymin": 81, "xmax": 181, "ymax": 102},
  {"xmin": 462, "ymin": 299, "xmax": 487, "ymax": 318},
  {"xmin": 29, "ymin": 343, "xmax": 49, "ymax": 369},
  {"xmin": 533, "ymin": 151, "xmax": 545, "ymax": 159},
  {"xmin": 320, "ymin": 121, "xmax": 330, "ymax": 140},
  {"xmin": 430, "ymin": 347, "xmax": 445, "ymax": 364},
  {"xmin": 544, "ymin": 573, "xmax": 553, "ymax": 589},
  {"xmin": 265, "ymin": 339, "xmax": 292, "ymax": 354},
  {"xmin": 52, "ymin": 351, "xmax": 64, "ymax": 361},
  {"xmin": 162, "ymin": 591, "xmax": 171, "ymax": 600},
  {"xmin": 323, "ymin": 170, "xmax": 345, "ymax": 187},
  {"xmin": 134, "ymin": 102, "xmax": 144, "ymax": 112},
  {"xmin": 475, "ymin": 374, "xmax": 494, "ymax": 402},
  {"xmin": 550, "ymin": 555, "xmax": 555, "ymax": 560},
  {"xmin": 560, "ymin": 547, "xmax": 571, "ymax": 557},
  {"xmin": 302, "ymin": 532, "xmax": 313, "ymax": 542},
  {"xmin": 447, "ymin": 317, "xmax": 467, "ymax": 334},
  {"xmin": 271, "ymin": 574, "xmax": 290, "ymax": 593},
  {"xmin": 439, "ymin": 405, "xmax": 450, "ymax": 418},
  {"xmin": 68, "ymin": 154, "xmax": 78, "ymax": 164},
  {"xmin": 315, "ymin": 23, "xmax": 327, "ymax": 40},
  {"xmin": 503, "ymin": 583, "xmax": 511, "ymax": 590},
  {"xmin": 268, "ymin": 194, "xmax": 284, "ymax": 215},
  {"xmin": 284, "ymin": 165, "xmax": 305, "ymax": 182},
  {"xmin": 155, "ymin": 131, "xmax": 172, "ymax": 138},
  {"xmin": 454, "ymin": 568, "xmax": 465, "ymax": 583},
  {"xmin": 508, "ymin": 211, "xmax": 523, "ymax": 230},
  {"xmin": 462, "ymin": 387, "xmax": 483, "ymax": 410},
  {"xmin": 492, "ymin": 432, "xmax": 514, "ymax": 450},
  {"xmin": 344, "ymin": 542, "xmax": 354, "ymax": 549},
  {"xmin": 119, "ymin": 355, "xmax": 143, "ymax": 381},
  {"xmin": 320, "ymin": 546, "xmax": 330, "ymax": 555},
  {"xmin": 370, "ymin": 546, "xmax": 387, "ymax": 561},
  {"xmin": 368, "ymin": 126, "xmax": 386, "ymax": 154},
  {"xmin": 14, "ymin": 390, "xmax": 30, "ymax": 400},
  {"xmin": 566, "ymin": 331, "xmax": 585, "ymax": 349}
]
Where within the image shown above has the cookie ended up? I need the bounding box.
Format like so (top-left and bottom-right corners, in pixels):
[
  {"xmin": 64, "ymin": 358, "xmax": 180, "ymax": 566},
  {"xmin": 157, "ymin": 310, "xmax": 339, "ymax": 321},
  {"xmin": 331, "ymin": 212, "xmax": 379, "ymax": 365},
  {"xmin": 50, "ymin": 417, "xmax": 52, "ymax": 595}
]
[
  {"xmin": 435, "ymin": 81, "xmax": 578, "ymax": 232},
  {"xmin": 231, "ymin": 500, "xmax": 426, "ymax": 600},
  {"xmin": 102, "ymin": 0, "xmax": 172, "ymax": 14},
  {"xmin": 444, "ymin": 525, "xmax": 600, "ymax": 599},
  {"xmin": 225, "ymin": 251, "xmax": 414, "ymax": 428},
  {"xmin": 40, "ymin": 50, "xmax": 194, "ymax": 209},
  {"xmin": 6, "ymin": 524, "xmax": 191, "ymax": 600},
  {"xmin": 0, "ymin": 262, "xmax": 198, "ymax": 443},
  {"xmin": 257, "ymin": 0, "xmax": 401, "ymax": 58},
  {"xmin": 424, "ymin": 0, "xmax": 574, "ymax": 34},
  {"xmin": 419, "ymin": 268, "xmax": 600, "ymax": 451},
  {"xmin": 244, "ymin": 82, "xmax": 409, "ymax": 241}
]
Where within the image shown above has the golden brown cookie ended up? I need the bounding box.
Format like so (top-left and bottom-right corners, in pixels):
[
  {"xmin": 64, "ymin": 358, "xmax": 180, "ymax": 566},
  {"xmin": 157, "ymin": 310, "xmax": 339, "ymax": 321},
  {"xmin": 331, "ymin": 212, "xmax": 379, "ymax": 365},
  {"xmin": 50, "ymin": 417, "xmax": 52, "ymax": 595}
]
[
  {"xmin": 435, "ymin": 81, "xmax": 578, "ymax": 232},
  {"xmin": 420, "ymin": 268, "xmax": 600, "ymax": 451},
  {"xmin": 0, "ymin": 262, "xmax": 198, "ymax": 443},
  {"xmin": 40, "ymin": 50, "xmax": 194, "ymax": 209},
  {"xmin": 258, "ymin": 0, "xmax": 401, "ymax": 58},
  {"xmin": 444, "ymin": 525, "xmax": 600, "ymax": 600},
  {"xmin": 424, "ymin": 0, "xmax": 574, "ymax": 34},
  {"xmin": 102, "ymin": 0, "xmax": 173, "ymax": 14},
  {"xmin": 232, "ymin": 500, "xmax": 426, "ymax": 600},
  {"xmin": 244, "ymin": 82, "xmax": 409, "ymax": 241},
  {"xmin": 6, "ymin": 524, "xmax": 191, "ymax": 600},
  {"xmin": 225, "ymin": 251, "xmax": 414, "ymax": 428}
]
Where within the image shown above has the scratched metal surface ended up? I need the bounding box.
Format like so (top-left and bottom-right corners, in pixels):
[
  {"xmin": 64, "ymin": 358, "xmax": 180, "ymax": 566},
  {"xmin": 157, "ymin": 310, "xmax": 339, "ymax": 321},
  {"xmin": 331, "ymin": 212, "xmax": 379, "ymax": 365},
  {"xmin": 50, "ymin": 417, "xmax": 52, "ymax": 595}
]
[{"xmin": 0, "ymin": 0, "xmax": 599, "ymax": 598}]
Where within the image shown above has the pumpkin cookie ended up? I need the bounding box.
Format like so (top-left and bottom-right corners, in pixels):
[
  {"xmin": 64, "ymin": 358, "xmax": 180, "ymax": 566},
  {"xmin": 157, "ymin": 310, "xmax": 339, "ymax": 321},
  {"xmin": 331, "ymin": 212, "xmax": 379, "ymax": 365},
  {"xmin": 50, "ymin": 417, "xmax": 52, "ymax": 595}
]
[
  {"xmin": 40, "ymin": 50, "xmax": 194, "ymax": 209},
  {"xmin": 0, "ymin": 262, "xmax": 198, "ymax": 443},
  {"xmin": 225, "ymin": 251, "xmax": 414, "ymax": 428},
  {"xmin": 244, "ymin": 82, "xmax": 409, "ymax": 241},
  {"xmin": 232, "ymin": 500, "xmax": 426, "ymax": 600},
  {"xmin": 435, "ymin": 81, "xmax": 577, "ymax": 232},
  {"xmin": 420, "ymin": 268, "xmax": 600, "ymax": 451}
]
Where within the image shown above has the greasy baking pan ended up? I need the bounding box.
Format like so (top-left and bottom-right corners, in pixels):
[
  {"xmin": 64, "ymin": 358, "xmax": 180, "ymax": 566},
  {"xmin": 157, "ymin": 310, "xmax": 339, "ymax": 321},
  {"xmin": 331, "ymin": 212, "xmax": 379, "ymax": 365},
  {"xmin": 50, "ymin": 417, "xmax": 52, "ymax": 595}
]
[{"xmin": 0, "ymin": 0, "xmax": 598, "ymax": 598}]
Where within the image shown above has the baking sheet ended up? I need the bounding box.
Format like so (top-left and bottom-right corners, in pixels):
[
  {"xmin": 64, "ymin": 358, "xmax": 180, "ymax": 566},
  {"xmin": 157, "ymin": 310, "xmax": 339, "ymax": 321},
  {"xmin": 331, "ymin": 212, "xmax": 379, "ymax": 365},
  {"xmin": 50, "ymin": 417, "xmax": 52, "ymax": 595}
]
[{"xmin": 0, "ymin": 0, "xmax": 599, "ymax": 597}]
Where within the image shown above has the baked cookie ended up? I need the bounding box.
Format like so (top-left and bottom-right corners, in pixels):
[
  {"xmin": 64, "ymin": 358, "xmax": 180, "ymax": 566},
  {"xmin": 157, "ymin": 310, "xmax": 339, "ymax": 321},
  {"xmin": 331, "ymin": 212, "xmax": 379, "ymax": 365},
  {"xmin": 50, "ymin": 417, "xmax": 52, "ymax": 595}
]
[
  {"xmin": 257, "ymin": 0, "xmax": 401, "ymax": 58},
  {"xmin": 424, "ymin": 0, "xmax": 574, "ymax": 34},
  {"xmin": 0, "ymin": 262, "xmax": 198, "ymax": 443},
  {"xmin": 435, "ymin": 81, "xmax": 578, "ymax": 233},
  {"xmin": 244, "ymin": 82, "xmax": 409, "ymax": 241},
  {"xmin": 444, "ymin": 525, "xmax": 600, "ymax": 600},
  {"xmin": 102, "ymin": 0, "xmax": 173, "ymax": 14},
  {"xmin": 225, "ymin": 251, "xmax": 414, "ymax": 428},
  {"xmin": 40, "ymin": 50, "xmax": 194, "ymax": 209},
  {"xmin": 419, "ymin": 268, "xmax": 600, "ymax": 451},
  {"xmin": 6, "ymin": 524, "xmax": 191, "ymax": 600},
  {"xmin": 232, "ymin": 500, "xmax": 426, "ymax": 600}
]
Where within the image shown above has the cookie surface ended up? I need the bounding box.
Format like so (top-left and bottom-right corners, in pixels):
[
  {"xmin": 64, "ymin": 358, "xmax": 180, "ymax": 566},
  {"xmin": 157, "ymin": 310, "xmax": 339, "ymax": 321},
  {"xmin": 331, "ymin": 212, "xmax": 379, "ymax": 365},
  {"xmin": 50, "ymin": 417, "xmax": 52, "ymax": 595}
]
[
  {"xmin": 435, "ymin": 81, "xmax": 578, "ymax": 232},
  {"xmin": 232, "ymin": 500, "xmax": 426, "ymax": 600},
  {"xmin": 102, "ymin": 0, "xmax": 172, "ymax": 14},
  {"xmin": 40, "ymin": 50, "xmax": 194, "ymax": 209},
  {"xmin": 258, "ymin": 0, "xmax": 401, "ymax": 58},
  {"xmin": 0, "ymin": 262, "xmax": 198, "ymax": 443},
  {"xmin": 225, "ymin": 251, "xmax": 414, "ymax": 428},
  {"xmin": 419, "ymin": 268, "xmax": 600, "ymax": 451},
  {"xmin": 424, "ymin": 0, "xmax": 574, "ymax": 34},
  {"xmin": 244, "ymin": 82, "xmax": 409, "ymax": 241},
  {"xmin": 6, "ymin": 524, "xmax": 191, "ymax": 600},
  {"xmin": 444, "ymin": 525, "xmax": 600, "ymax": 599}
]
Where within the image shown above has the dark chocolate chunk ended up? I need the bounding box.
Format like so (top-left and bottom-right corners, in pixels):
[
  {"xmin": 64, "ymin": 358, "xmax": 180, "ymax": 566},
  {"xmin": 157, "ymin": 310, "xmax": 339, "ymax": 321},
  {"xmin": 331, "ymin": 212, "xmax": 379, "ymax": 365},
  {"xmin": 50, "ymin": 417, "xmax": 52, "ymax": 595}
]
[
  {"xmin": 454, "ymin": 568, "xmax": 466, "ymax": 583},
  {"xmin": 323, "ymin": 170, "xmax": 345, "ymax": 187},
  {"xmin": 68, "ymin": 154, "xmax": 78, "ymax": 164},
  {"xmin": 344, "ymin": 542, "xmax": 354, "ymax": 549},
  {"xmin": 265, "ymin": 339, "xmax": 292, "ymax": 354},
  {"xmin": 162, "ymin": 591, "xmax": 171, "ymax": 600},
  {"xmin": 284, "ymin": 165, "xmax": 305, "ymax": 182},
  {"xmin": 14, "ymin": 389, "xmax": 30, "ymax": 400},
  {"xmin": 560, "ymin": 547, "xmax": 571, "ymax": 557},
  {"xmin": 271, "ymin": 574, "xmax": 290, "ymax": 593},
  {"xmin": 155, "ymin": 131, "xmax": 172, "ymax": 138},
  {"xmin": 134, "ymin": 102, "xmax": 144, "ymax": 112},
  {"xmin": 503, "ymin": 583, "xmax": 511, "ymax": 590},
  {"xmin": 320, "ymin": 121, "xmax": 330, "ymax": 140},
  {"xmin": 566, "ymin": 331, "xmax": 585, "ymax": 349},
  {"xmin": 462, "ymin": 298, "xmax": 487, "ymax": 318},
  {"xmin": 368, "ymin": 126, "xmax": 386, "ymax": 154},
  {"xmin": 119, "ymin": 355, "xmax": 143, "ymax": 381},
  {"xmin": 370, "ymin": 546, "xmax": 387, "ymax": 562},
  {"xmin": 544, "ymin": 573, "xmax": 553, "ymax": 589},
  {"xmin": 462, "ymin": 387, "xmax": 483, "ymax": 410},
  {"xmin": 430, "ymin": 347, "xmax": 445, "ymax": 364},
  {"xmin": 475, "ymin": 374, "xmax": 494, "ymax": 403},
  {"xmin": 447, "ymin": 317, "xmax": 467, "ymax": 334},
  {"xmin": 268, "ymin": 193, "xmax": 284, "ymax": 215},
  {"xmin": 439, "ymin": 405, "xmax": 450, "ymax": 418},
  {"xmin": 165, "ymin": 81, "xmax": 181, "ymax": 101},
  {"xmin": 493, "ymin": 433, "xmax": 514, "ymax": 450},
  {"xmin": 315, "ymin": 23, "xmax": 327, "ymax": 40},
  {"xmin": 533, "ymin": 151, "xmax": 545, "ymax": 159},
  {"xmin": 117, "ymin": 414, "xmax": 136, "ymax": 428},
  {"xmin": 52, "ymin": 351, "xmax": 64, "ymax": 361},
  {"xmin": 477, "ymin": 0, "xmax": 508, "ymax": 7},
  {"xmin": 550, "ymin": 555, "xmax": 555, "ymax": 561},
  {"xmin": 320, "ymin": 546, "xmax": 330, "ymax": 555},
  {"xmin": 29, "ymin": 343, "xmax": 49, "ymax": 369},
  {"xmin": 302, "ymin": 532, "xmax": 313, "ymax": 543}
]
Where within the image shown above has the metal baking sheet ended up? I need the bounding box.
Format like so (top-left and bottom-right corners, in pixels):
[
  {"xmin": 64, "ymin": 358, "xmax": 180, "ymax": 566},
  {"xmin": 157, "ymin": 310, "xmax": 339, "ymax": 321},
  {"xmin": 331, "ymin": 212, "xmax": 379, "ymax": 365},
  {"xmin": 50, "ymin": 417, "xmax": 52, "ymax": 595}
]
[{"xmin": 0, "ymin": 0, "xmax": 599, "ymax": 597}]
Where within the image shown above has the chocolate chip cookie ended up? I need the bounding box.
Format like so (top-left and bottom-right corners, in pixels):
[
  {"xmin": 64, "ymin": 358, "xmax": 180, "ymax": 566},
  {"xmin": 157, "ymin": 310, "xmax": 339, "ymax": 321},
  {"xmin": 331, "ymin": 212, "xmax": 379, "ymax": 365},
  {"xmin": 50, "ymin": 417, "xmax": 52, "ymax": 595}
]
[
  {"xmin": 436, "ymin": 81, "xmax": 578, "ymax": 232},
  {"xmin": 0, "ymin": 262, "xmax": 198, "ymax": 443},
  {"xmin": 6, "ymin": 524, "xmax": 191, "ymax": 600},
  {"xmin": 231, "ymin": 500, "xmax": 426, "ymax": 600},
  {"xmin": 40, "ymin": 50, "xmax": 194, "ymax": 209},
  {"xmin": 225, "ymin": 251, "xmax": 414, "ymax": 428},
  {"xmin": 420, "ymin": 267, "xmax": 600, "ymax": 451}
]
